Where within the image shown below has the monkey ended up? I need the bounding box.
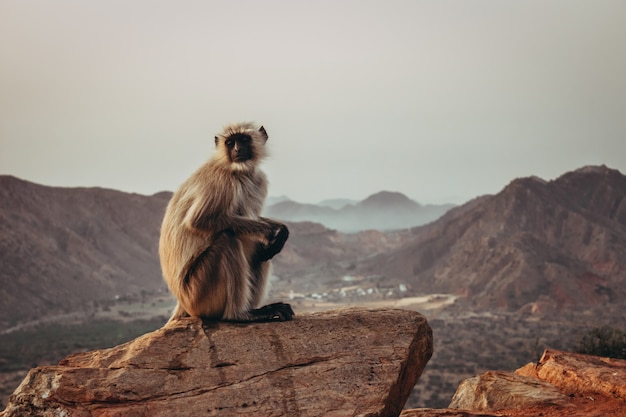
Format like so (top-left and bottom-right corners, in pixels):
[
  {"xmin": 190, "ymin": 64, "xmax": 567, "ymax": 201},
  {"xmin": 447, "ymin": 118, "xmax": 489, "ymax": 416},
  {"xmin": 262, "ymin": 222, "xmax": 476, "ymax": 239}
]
[{"xmin": 159, "ymin": 122, "xmax": 294, "ymax": 323}]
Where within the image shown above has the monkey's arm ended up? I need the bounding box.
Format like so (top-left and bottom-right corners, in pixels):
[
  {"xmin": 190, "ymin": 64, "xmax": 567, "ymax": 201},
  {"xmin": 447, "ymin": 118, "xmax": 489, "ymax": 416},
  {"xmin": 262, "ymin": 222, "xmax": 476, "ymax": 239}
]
[
  {"xmin": 195, "ymin": 214, "xmax": 271, "ymax": 235},
  {"xmin": 184, "ymin": 194, "xmax": 273, "ymax": 237},
  {"xmin": 258, "ymin": 216, "xmax": 284, "ymax": 227}
]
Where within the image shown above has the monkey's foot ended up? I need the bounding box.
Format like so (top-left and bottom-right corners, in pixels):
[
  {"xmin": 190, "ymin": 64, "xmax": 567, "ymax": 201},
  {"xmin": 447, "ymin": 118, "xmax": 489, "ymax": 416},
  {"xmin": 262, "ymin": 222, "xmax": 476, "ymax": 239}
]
[{"xmin": 249, "ymin": 302, "xmax": 295, "ymax": 322}]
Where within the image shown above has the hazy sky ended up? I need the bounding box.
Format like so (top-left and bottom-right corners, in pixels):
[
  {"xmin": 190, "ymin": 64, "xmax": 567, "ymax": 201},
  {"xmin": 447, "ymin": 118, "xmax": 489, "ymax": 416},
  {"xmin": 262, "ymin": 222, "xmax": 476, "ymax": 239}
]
[{"xmin": 1, "ymin": 1, "xmax": 625, "ymax": 204}]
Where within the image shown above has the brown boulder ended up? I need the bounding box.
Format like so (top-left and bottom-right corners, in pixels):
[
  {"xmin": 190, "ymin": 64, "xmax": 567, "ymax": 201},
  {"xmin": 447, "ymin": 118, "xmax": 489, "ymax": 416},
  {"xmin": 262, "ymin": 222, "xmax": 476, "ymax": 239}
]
[
  {"xmin": 1, "ymin": 308, "xmax": 433, "ymax": 417},
  {"xmin": 401, "ymin": 409, "xmax": 502, "ymax": 417},
  {"xmin": 403, "ymin": 349, "xmax": 626, "ymax": 417},
  {"xmin": 532, "ymin": 349, "xmax": 626, "ymax": 399},
  {"xmin": 447, "ymin": 370, "xmax": 569, "ymax": 411}
]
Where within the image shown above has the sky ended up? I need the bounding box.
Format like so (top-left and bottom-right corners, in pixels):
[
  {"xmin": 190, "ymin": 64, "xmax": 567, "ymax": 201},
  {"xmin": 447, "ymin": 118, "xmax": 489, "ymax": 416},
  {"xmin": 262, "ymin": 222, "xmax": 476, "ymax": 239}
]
[{"xmin": 1, "ymin": 1, "xmax": 625, "ymax": 205}]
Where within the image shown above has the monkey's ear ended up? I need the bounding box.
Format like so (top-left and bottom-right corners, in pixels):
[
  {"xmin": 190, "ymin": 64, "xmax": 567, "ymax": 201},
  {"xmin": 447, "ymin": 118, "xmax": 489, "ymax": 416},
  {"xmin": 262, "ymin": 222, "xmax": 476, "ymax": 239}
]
[
  {"xmin": 259, "ymin": 126, "xmax": 268, "ymax": 141},
  {"xmin": 214, "ymin": 136, "xmax": 219, "ymax": 145}
]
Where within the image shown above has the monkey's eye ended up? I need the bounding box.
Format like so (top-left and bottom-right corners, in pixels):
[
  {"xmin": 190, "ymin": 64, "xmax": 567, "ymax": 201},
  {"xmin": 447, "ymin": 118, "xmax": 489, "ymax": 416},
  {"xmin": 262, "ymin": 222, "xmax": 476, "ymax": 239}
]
[{"xmin": 225, "ymin": 139, "xmax": 234, "ymax": 147}]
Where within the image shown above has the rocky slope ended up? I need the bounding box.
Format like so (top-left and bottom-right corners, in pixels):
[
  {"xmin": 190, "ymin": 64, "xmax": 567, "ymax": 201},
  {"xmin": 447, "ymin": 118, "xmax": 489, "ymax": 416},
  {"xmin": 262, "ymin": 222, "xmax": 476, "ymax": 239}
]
[
  {"xmin": 359, "ymin": 165, "xmax": 626, "ymax": 311},
  {"xmin": 402, "ymin": 349, "xmax": 626, "ymax": 416},
  {"xmin": 271, "ymin": 221, "xmax": 413, "ymax": 282}
]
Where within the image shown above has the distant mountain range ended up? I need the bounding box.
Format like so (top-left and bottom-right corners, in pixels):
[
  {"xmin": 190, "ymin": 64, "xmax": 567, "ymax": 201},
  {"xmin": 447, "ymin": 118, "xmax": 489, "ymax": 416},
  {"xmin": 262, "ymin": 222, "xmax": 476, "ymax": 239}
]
[
  {"xmin": 264, "ymin": 191, "xmax": 455, "ymax": 232},
  {"xmin": 1, "ymin": 165, "xmax": 625, "ymax": 330}
]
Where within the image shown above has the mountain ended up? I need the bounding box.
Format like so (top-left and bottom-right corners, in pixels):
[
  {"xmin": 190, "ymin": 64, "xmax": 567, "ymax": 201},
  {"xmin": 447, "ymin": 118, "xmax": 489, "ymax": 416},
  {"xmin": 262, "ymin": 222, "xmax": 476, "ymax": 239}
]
[
  {"xmin": 317, "ymin": 198, "xmax": 357, "ymax": 210},
  {"xmin": 265, "ymin": 195, "xmax": 291, "ymax": 206},
  {"xmin": 270, "ymin": 221, "xmax": 413, "ymax": 284},
  {"xmin": 0, "ymin": 176, "xmax": 171, "ymax": 330},
  {"xmin": 264, "ymin": 191, "xmax": 455, "ymax": 232},
  {"xmin": 357, "ymin": 165, "xmax": 626, "ymax": 312}
]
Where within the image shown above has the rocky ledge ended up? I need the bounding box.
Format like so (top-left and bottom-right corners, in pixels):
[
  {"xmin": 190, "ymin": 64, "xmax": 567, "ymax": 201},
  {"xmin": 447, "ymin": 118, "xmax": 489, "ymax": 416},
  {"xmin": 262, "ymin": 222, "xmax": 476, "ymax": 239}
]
[
  {"xmin": 403, "ymin": 349, "xmax": 626, "ymax": 417},
  {"xmin": 1, "ymin": 308, "xmax": 433, "ymax": 417}
]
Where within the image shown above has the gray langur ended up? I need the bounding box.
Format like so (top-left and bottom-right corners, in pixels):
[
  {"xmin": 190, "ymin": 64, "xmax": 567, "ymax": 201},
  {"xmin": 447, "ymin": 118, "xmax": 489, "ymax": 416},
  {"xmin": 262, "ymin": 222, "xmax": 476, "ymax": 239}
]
[{"xmin": 159, "ymin": 122, "xmax": 293, "ymax": 323}]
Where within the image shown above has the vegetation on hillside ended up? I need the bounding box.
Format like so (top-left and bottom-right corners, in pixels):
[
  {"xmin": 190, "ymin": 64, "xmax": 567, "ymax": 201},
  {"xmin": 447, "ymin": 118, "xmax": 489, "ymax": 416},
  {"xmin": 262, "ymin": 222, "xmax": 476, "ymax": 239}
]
[{"xmin": 576, "ymin": 325, "xmax": 626, "ymax": 360}]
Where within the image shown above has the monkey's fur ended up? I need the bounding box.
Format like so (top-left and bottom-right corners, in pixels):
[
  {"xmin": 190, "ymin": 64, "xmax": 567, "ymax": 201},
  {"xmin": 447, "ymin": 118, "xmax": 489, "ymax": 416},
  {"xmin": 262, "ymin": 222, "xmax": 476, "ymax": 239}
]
[{"xmin": 159, "ymin": 122, "xmax": 293, "ymax": 323}]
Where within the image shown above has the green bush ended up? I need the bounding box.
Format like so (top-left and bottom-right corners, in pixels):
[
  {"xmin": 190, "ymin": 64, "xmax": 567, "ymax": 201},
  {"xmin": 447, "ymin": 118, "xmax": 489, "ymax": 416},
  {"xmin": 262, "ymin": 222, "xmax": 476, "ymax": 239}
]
[{"xmin": 576, "ymin": 325, "xmax": 626, "ymax": 359}]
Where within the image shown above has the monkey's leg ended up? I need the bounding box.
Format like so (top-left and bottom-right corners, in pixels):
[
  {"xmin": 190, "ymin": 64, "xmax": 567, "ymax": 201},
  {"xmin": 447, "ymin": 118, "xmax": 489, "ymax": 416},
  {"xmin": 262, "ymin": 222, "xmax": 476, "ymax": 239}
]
[
  {"xmin": 223, "ymin": 238, "xmax": 294, "ymax": 323},
  {"xmin": 175, "ymin": 233, "xmax": 238, "ymax": 320},
  {"xmin": 219, "ymin": 234, "xmax": 294, "ymax": 322}
]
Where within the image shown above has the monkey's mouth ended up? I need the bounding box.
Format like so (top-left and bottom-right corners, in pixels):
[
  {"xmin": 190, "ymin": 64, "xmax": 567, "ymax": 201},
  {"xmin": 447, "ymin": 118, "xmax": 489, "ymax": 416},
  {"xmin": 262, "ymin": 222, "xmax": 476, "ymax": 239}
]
[{"xmin": 232, "ymin": 155, "xmax": 250, "ymax": 163}]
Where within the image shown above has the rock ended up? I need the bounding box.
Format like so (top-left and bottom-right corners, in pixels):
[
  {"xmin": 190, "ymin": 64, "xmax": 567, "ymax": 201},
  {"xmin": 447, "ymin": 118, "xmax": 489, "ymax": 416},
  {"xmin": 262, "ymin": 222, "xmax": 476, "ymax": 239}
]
[
  {"xmin": 533, "ymin": 349, "xmax": 626, "ymax": 399},
  {"xmin": 403, "ymin": 348, "xmax": 626, "ymax": 417},
  {"xmin": 1, "ymin": 308, "xmax": 433, "ymax": 417},
  {"xmin": 401, "ymin": 409, "xmax": 502, "ymax": 417},
  {"xmin": 513, "ymin": 362, "xmax": 538, "ymax": 379},
  {"xmin": 447, "ymin": 370, "xmax": 570, "ymax": 411}
]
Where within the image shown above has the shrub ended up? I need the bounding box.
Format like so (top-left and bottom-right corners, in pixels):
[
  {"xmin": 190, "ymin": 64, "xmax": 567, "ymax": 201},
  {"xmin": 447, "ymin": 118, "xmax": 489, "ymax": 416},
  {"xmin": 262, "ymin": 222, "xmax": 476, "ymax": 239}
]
[{"xmin": 576, "ymin": 325, "xmax": 626, "ymax": 359}]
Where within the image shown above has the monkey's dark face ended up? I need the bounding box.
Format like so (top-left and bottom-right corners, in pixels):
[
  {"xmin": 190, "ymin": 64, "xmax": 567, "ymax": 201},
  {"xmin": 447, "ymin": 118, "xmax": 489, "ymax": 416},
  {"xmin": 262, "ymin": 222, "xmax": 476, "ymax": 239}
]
[
  {"xmin": 213, "ymin": 123, "xmax": 268, "ymax": 171},
  {"xmin": 225, "ymin": 134, "xmax": 254, "ymax": 163}
]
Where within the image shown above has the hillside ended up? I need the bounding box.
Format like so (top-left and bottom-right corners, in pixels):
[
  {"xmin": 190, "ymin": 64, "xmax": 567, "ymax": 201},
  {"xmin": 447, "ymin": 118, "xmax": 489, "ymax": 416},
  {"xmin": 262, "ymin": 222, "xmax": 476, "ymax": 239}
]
[
  {"xmin": 264, "ymin": 191, "xmax": 454, "ymax": 232},
  {"xmin": 357, "ymin": 165, "xmax": 626, "ymax": 312},
  {"xmin": 0, "ymin": 176, "xmax": 170, "ymax": 331},
  {"xmin": 271, "ymin": 221, "xmax": 413, "ymax": 289}
]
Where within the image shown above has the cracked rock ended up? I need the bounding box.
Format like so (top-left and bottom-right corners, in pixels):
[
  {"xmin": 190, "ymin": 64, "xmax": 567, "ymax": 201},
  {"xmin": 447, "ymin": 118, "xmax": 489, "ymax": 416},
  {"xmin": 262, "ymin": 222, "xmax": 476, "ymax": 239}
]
[{"xmin": 1, "ymin": 308, "xmax": 433, "ymax": 417}]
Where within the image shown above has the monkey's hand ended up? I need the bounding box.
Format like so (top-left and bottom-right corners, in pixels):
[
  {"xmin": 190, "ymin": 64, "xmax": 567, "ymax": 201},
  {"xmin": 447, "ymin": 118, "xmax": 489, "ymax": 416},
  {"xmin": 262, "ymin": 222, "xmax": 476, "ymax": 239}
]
[{"xmin": 260, "ymin": 223, "xmax": 289, "ymax": 261}]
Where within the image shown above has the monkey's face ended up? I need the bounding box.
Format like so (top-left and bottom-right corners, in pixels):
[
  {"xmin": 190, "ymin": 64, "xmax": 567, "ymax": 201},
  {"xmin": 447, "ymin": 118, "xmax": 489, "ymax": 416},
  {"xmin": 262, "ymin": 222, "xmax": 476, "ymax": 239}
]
[
  {"xmin": 226, "ymin": 134, "xmax": 254, "ymax": 163},
  {"xmin": 213, "ymin": 123, "xmax": 269, "ymax": 172}
]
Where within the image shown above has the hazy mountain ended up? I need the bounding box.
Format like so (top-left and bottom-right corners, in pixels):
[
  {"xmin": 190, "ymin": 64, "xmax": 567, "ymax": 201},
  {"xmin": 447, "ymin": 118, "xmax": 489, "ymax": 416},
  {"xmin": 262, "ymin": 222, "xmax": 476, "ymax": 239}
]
[
  {"xmin": 317, "ymin": 198, "xmax": 357, "ymax": 210},
  {"xmin": 265, "ymin": 195, "xmax": 292, "ymax": 206},
  {"xmin": 264, "ymin": 191, "xmax": 455, "ymax": 232},
  {"xmin": 0, "ymin": 176, "xmax": 171, "ymax": 331},
  {"xmin": 357, "ymin": 165, "xmax": 626, "ymax": 312}
]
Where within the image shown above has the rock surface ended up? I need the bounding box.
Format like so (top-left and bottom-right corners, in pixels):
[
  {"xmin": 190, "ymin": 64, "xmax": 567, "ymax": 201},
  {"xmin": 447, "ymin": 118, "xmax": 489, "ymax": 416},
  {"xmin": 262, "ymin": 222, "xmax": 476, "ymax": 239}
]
[
  {"xmin": 448, "ymin": 370, "xmax": 570, "ymax": 410},
  {"xmin": 401, "ymin": 410, "xmax": 503, "ymax": 417},
  {"xmin": 531, "ymin": 348, "xmax": 626, "ymax": 400},
  {"xmin": 1, "ymin": 308, "xmax": 433, "ymax": 417},
  {"xmin": 403, "ymin": 349, "xmax": 626, "ymax": 417}
]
